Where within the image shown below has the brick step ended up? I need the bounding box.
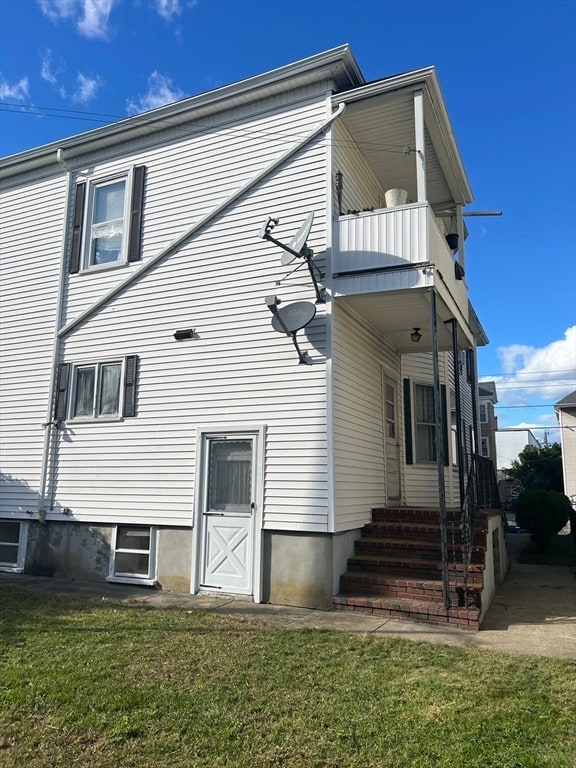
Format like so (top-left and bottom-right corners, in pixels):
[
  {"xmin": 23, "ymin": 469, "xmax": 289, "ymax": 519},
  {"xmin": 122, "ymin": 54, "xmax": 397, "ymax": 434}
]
[
  {"xmin": 371, "ymin": 507, "xmax": 489, "ymax": 525},
  {"xmin": 340, "ymin": 569, "xmax": 483, "ymax": 598},
  {"xmin": 363, "ymin": 522, "xmax": 487, "ymax": 545},
  {"xmin": 332, "ymin": 594, "xmax": 481, "ymax": 631},
  {"xmin": 340, "ymin": 570, "xmax": 484, "ymax": 596},
  {"xmin": 347, "ymin": 554, "xmax": 485, "ymax": 579},
  {"xmin": 355, "ymin": 537, "xmax": 486, "ymax": 563}
]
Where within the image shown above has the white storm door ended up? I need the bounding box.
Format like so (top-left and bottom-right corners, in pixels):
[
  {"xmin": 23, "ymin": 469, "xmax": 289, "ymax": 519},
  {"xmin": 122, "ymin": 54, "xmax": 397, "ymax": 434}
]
[
  {"xmin": 200, "ymin": 437, "xmax": 255, "ymax": 594},
  {"xmin": 384, "ymin": 378, "xmax": 401, "ymax": 501}
]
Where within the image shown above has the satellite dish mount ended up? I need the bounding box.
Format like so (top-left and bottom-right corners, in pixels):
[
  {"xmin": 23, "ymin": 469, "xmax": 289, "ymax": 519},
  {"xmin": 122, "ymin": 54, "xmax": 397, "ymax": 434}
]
[{"xmin": 260, "ymin": 213, "xmax": 325, "ymax": 303}]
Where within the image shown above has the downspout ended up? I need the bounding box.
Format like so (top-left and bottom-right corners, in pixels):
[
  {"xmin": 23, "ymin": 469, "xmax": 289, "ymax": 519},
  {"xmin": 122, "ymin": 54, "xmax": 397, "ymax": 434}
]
[
  {"xmin": 430, "ymin": 289, "xmax": 450, "ymax": 609},
  {"xmin": 38, "ymin": 148, "xmax": 74, "ymax": 517},
  {"xmin": 58, "ymin": 102, "xmax": 347, "ymax": 340}
]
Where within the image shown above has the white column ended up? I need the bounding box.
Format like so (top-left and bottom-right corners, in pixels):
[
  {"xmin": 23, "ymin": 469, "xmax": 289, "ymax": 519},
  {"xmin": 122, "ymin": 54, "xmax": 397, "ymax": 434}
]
[{"xmin": 414, "ymin": 89, "xmax": 426, "ymax": 203}]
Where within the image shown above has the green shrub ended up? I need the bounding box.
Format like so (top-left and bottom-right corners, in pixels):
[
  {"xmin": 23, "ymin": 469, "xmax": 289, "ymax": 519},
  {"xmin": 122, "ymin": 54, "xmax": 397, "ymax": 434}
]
[{"xmin": 514, "ymin": 490, "xmax": 571, "ymax": 552}]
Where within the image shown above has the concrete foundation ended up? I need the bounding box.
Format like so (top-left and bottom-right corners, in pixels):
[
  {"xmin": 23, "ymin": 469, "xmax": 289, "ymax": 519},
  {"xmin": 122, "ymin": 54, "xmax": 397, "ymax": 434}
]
[
  {"xmin": 25, "ymin": 521, "xmax": 194, "ymax": 590},
  {"xmin": 263, "ymin": 528, "xmax": 361, "ymax": 610},
  {"xmin": 27, "ymin": 521, "xmax": 112, "ymax": 581},
  {"xmin": 156, "ymin": 528, "xmax": 192, "ymax": 593}
]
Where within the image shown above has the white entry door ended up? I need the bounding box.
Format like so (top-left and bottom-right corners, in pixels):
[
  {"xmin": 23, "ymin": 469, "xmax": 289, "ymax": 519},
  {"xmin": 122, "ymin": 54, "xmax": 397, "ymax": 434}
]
[
  {"xmin": 200, "ymin": 436, "xmax": 255, "ymax": 594},
  {"xmin": 384, "ymin": 377, "xmax": 401, "ymax": 501}
]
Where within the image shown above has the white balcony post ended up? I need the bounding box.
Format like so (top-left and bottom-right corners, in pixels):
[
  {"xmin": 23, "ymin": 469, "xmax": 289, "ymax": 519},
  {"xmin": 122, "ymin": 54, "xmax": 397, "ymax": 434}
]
[
  {"xmin": 456, "ymin": 203, "xmax": 465, "ymax": 271},
  {"xmin": 414, "ymin": 89, "xmax": 426, "ymax": 203}
]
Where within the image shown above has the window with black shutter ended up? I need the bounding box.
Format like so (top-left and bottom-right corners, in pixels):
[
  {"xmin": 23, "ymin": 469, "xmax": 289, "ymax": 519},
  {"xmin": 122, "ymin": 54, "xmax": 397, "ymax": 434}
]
[
  {"xmin": 54, "ymin": 356, "xmax": 139, "ymax": 421},
  {"xmin": 69, "ymin": 166, "xmax": 146, "ymax": 274}
]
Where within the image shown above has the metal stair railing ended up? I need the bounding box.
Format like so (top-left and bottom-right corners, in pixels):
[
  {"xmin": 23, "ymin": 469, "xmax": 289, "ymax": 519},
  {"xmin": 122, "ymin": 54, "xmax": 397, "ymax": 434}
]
[{"xmin": 460, "ymin": 454, "xmax": 501, "ymax": 607}]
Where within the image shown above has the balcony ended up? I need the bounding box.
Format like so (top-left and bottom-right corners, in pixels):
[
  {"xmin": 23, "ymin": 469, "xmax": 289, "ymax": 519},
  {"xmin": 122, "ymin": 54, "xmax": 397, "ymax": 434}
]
[{"xmin": 331, "ymin": 203, "xmax": 472, "ymax": 353}]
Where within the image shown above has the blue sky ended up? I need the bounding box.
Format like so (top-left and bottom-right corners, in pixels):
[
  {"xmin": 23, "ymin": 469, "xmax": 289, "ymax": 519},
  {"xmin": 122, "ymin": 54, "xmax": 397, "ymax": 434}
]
[{"xmin": 1, "ymin": 0, "xmax": 575, "ymax": 442}]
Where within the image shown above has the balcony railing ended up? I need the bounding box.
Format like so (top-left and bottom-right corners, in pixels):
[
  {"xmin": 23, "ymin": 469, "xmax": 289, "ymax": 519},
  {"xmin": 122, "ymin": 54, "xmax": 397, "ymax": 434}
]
[{"xmin": 333, "ymin": 203, "xmax": 467, "ymax": 313}]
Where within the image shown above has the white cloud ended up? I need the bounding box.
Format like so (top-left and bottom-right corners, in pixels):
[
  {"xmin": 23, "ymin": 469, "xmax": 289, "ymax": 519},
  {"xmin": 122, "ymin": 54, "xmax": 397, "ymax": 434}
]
[
  {"xmin": 41, "ymin": 50, "xmax": 60, "ymax": 85},
  {"xmin": 482, "ymin": 326, "xmax": 576, "ymax": 408},
  {"xmin": 38, "ymin": 0, "xmax": 115, "ymax": 39},
  {"xmin": 126, "ymin": 71, "xmax": 185, "ymax": 114},
  {"xmin": 72, "ymin": 73, "xmax": 102, "ymax": 103},
  {"xmin": 0, "ymin": 76, "xmax": 30, "ymax": 102},
  {"xmin": 38, "ymin": 0, "xmax": 76, "ymax": 22},
  {"xmin": 153, "ymin": 0, "xmax": 182, "ymax": 20}
]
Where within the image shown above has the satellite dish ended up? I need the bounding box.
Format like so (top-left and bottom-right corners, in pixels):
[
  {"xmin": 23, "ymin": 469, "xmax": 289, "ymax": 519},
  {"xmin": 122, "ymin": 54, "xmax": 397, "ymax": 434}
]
[
  {"xmin": 271, "ymin": 301, "xmax": 316, "ymax": 334},
  {"xmin": 267, "ymin": 299, "xmax": 316, "ymax": 364},
  {"xmin": 259, "ymin": 211, "xmax": 324, "ymax": 303},
  {"xmin": 281, "ymin": 212, "xmax": 314, "ymax": 266}
]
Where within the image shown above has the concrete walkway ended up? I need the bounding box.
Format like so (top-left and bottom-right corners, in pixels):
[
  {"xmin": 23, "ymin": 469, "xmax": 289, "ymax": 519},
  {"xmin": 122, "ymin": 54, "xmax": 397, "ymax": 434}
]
[{"xmin": 2, "ymin": 534, "xmax": 575, "ymax": 660}]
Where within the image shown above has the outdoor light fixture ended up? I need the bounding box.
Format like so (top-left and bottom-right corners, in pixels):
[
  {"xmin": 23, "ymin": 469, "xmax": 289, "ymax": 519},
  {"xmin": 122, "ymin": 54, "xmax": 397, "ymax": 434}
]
[
  {"xmin": 410, "ymin": 327, "xmax": 422, "ymax": 343},
  {"xmin": 174, "ymin": 328, "xmax": 195, "ymax": 341}
]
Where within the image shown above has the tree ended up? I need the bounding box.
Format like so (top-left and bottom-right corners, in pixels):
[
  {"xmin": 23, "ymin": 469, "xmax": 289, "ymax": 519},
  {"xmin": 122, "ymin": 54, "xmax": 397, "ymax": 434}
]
[
  {"xmin": 514, "ymin": 489, "xmax": 571, "ymax": 552},
  {"xmin": 506, "ymin": 443, "xmax": 564, "ymax": 492}
]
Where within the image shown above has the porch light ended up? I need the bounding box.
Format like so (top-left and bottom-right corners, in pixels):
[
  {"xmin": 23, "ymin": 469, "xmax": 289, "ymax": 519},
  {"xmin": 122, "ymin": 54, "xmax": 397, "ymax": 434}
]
[{"xmin": 410, "ymin": 327, "xmax": 422, "ymax": 343}]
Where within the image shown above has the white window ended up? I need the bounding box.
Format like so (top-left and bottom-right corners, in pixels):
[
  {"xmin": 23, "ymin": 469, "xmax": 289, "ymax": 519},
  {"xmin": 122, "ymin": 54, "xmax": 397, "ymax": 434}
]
[
  {"xmin": 108, "ymin": 526, "xmax": 156, "ymax": 585},
  {"xmin": 69, "ymin": 166, "xmax": 145, "ymax": 275},
  {"xmin": 480, "ymin": 403, "xmax": 488, "ymax": 423},
  {"xmin": 0, "ymin": 521, "xmax": 27, "ymax": 573},
  {"xmin": 72, "ymin": 361, "xmax": 123, "ymax": 419},
  {"xmin": 481, "ymin": 437, "xmax": 490, "ymax": 458},
  {"xmin": 86, "ymin": 177, "xmax": 129, "ymax": 268},
  {"xmin": 415, "ymin": 384, "xmax": 436, "ymax": 462},
  {"xmin": 56, "ymin": 355, "xmax": 138, "ymax": 422}
]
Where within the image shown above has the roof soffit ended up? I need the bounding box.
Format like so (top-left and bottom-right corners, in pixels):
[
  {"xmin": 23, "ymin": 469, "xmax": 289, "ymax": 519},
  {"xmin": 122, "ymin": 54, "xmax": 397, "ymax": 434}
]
[{"xmin": 332, "ymin": 68, "xmax": 473, "ymax": 205}]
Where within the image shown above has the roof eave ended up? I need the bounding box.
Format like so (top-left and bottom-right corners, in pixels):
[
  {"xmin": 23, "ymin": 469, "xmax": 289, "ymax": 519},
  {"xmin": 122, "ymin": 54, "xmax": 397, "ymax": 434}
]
[
  {"xmin": 332, "ymin": 66, "xmax": 474, "ymax": 205},
  {"xmin": 1, "ymin": 44, "xmax": 364, "ymax": 179}
]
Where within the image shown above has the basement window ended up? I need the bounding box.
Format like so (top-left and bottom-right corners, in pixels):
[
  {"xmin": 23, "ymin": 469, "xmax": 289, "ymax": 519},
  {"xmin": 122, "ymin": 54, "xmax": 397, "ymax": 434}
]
[
  {"xmin": 107, "ymin": 525, "xmax": 156, "ymax": 585},
  {"xmin": 0, "ymin": 520, "xmax": 27, "ymax": 573}
]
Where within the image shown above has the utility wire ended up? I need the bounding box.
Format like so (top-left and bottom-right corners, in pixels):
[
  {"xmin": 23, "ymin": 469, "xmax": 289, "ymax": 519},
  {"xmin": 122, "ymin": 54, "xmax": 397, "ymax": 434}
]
[{"xmin": 0, "ymin": 101, "xmax": 411, "ymax": 155}]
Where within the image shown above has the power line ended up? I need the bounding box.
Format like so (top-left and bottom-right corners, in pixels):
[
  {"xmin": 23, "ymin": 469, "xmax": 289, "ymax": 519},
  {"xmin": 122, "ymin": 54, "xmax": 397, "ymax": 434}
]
[
  {"xmin": 0, "ymin": 101, "xmax": 411, "ymax": 156},
  {"xmin": 480, "ymin": 369, "xmax": 576, "ymax": 377}
]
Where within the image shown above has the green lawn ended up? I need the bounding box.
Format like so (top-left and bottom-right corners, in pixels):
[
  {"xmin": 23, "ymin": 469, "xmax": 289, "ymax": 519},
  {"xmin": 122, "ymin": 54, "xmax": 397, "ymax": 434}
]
[{"xmin": 1, "ymin": 587, "xmax": 575, "ymax": 768}]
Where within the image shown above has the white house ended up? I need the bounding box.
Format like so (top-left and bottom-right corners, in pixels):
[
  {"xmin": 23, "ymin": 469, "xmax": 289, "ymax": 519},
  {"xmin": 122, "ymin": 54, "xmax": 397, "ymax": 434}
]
[
  {"xmin": 555, "ymin": 390, "xmax": 576, "ymax": 510},
  {"xmin": 0, "ymin": 46, "xmax": 504, "ymax": 629},
  {"xmin": 495, "ymin": 429, "xmax": 540, "ymax": 471}
]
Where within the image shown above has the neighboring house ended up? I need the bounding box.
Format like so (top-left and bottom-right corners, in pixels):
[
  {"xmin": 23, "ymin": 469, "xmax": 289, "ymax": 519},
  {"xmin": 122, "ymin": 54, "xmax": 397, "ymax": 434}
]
[
  {"xmin": 555, "ymin": 390, "xmax": 576, "ymax": 510},
  {"xmin": 478, "ymin": 381, "xmax": 498, "ymax": 464},
  {"xmin": 495, "ymin": 429, "xmax": 540, "ymax": 473},
  {"xmin": 0, "ymin": 46, "xmax": 504, "ymax": 629}
]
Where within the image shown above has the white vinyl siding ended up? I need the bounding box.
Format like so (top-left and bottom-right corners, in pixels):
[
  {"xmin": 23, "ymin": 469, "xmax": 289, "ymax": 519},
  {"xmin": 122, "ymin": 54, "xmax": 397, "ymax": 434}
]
[
  {"xmin": 63, "ymin": 92, "xmax": 329, "ymax": 326},
  {"xmin": 331, "ymin": 303, "xmax": 400, "ymax": 532},
  {"xmin": 0, "ymin": 174, "xmax": 67, "ymax": 518},
  {"xmin": 48, "ymin": 92, "xmax": 331, "ymax": 530},
  {"xmin": 401, "ymin": 352, "xmax": 457, "ymax": 508},
  {"xmin": 331, "ymin": 121, "xmax": 384, "ymax": 214}
]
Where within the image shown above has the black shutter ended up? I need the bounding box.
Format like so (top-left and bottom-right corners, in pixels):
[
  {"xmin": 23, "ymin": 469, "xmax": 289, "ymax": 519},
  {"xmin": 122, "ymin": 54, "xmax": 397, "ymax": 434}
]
[
  {"xmin": 123, "ymin": 355, "xmax": 139, "ymax": 417},
  {"xmin": 127, "ymin": 166, "xmax": 146, "ymax": 263},
  {"xmin": 441, "ymin": 384, "xmax": 449, "ymax": 466},
  {"xmin": 54, "ymin": 363, "xmax": 71, "ymax": 421},
  {"xmin": 69, "ymin": 182, "xmax": 86, "ymax": 274},
  {"xmin": 403, "ymin": 378, "xmax": 413, "ymax": 465}
]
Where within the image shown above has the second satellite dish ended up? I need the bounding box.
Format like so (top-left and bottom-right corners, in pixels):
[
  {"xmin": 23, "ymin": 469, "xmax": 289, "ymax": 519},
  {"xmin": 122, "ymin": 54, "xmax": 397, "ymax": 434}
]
[{"xmin": 271, "ymin": 300, "xmax": 316, "ymax": 334}]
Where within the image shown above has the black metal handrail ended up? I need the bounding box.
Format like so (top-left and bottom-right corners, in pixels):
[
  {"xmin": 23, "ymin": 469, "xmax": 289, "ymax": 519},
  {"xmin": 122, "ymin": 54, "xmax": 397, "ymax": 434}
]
[{"xmin": 460, "ymin": 454, "xmax": 500, "ymax": 606}]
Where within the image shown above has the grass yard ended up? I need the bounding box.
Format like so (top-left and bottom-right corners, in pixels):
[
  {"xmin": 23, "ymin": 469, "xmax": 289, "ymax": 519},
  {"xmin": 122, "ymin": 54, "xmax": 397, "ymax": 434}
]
[{"xmin": 1, "ymin": 587, "xmax": 575, "ymax": 768}]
